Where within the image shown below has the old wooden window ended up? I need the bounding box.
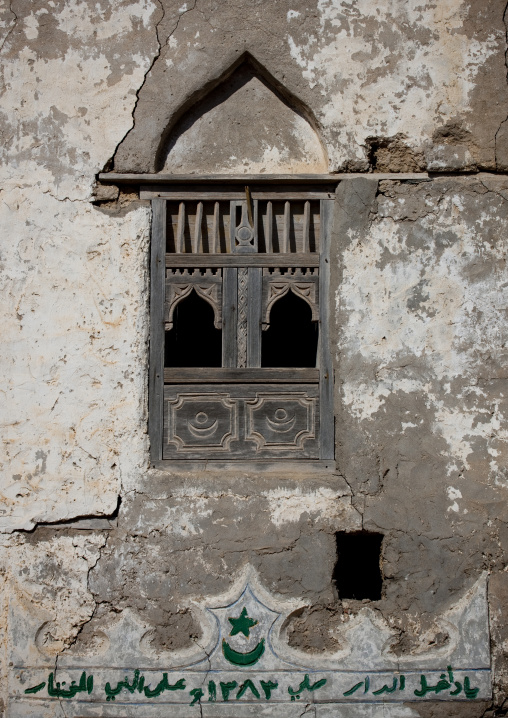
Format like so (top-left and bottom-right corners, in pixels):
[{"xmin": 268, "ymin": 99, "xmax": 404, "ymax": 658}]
[{"xmin": 148, "ymin": 185, "xmax": 334, "ymax": 462}]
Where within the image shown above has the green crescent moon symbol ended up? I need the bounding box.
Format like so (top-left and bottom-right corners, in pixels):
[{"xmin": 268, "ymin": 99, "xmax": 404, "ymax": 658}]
[{"xmin": 222, "ymin": 638, "xmax": 265, "ymax": 666}]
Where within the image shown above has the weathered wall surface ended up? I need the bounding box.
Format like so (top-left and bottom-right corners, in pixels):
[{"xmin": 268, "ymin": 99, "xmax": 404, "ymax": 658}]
[
  {"xmin": 1, "ymin": 0, "xmax": 508, "ymax": 716},
  {"xmin": 114, "ymin": 0, "xmax": 508, "ymax": 173},
  {"xmin": 333, "ymin": 176, "xmax": 508, "ymax": 713}
]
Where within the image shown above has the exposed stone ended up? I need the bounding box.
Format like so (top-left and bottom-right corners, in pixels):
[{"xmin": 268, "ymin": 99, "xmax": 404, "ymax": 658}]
[{"xmin": 367, "ymin": 136, "xmax": 425, "ymax": 173}]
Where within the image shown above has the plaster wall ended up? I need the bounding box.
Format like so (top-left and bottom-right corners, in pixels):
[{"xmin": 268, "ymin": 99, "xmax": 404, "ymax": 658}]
[{"xmin": 1, "ymin": 1, "xmax": 508, "ymax": 716}]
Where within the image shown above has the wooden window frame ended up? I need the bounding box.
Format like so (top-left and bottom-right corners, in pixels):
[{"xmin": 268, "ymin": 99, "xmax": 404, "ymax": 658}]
[{"xmin": 148, "ymin": 186, "xmax": 334, "ymax": 464}]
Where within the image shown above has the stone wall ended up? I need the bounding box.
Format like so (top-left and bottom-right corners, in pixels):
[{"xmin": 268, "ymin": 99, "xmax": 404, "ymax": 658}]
[{"xmin": 1, "ymin": 1, "xmax": 508, "ymax": 716}]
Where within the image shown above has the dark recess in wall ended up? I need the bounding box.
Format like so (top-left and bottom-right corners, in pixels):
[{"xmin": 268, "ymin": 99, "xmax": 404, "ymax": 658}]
[{"xmin": 333, "ymin": 532, "xmax": 383, "ymax": 600}]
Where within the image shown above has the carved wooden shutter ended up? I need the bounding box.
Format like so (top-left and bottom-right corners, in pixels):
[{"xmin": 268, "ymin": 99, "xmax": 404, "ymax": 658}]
[{"xmin": 148, "ymin": 186, "xmax": 334, "ymax": 462}]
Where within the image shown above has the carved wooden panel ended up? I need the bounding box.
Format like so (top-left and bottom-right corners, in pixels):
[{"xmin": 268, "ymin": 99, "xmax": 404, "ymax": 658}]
[
  {"xmin": 232, "ymin": 200, "xmax": 258, "ymax": 254},
  {"xmin": 262, "ymin": 268, "xmax": 319, "ymax": 329},
  {"xmin": 237, "ymin": 267, "xmax": 249, "ymax": 367},
  {"xmin": 165, "ymin": 268, "xmax": 222, "ymax": 330},
  {"xmin": 151, "ymin": 194, "xmax": 334, "ymax": 462},
  {"xmin": 163, "ymin": 384, "xmax": 319, "ymax": 459},
  {"xmin": 164, "ymin": 393, "xmax": 238, "ymax": 454},
  {"xmin": 245, "ymin": 394, "xmax": 316, "ymax": 450},
  {"xmin": 165, "ymin": 198, "xmax": 321, "ymax": 254}
]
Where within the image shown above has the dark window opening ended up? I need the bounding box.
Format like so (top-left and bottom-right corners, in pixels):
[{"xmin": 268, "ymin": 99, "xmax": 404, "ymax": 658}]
[
  {"xmin": 261, "ymin": 291, "xmax": 318, "ymax": 367},
  {"xmin": 165, "ymin": 290, "xmax": 222, "ymax": 367},
  {"xmin": 333, "ymin": 532, "xmax": 383, "ymax": 600}
]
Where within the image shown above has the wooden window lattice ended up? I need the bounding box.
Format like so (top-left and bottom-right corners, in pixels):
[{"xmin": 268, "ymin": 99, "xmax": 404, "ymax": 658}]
[
  {"xmin": 166, "ymin": 199, "xmax": 321, "ymax": 255},
  {"xmin": 149, "ymin": 190, "xmax": 334, "ymax": 462}
]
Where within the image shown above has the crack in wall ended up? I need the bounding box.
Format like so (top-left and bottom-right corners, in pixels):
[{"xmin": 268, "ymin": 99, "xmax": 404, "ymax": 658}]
[
  {"xmin": 190, "ymin": 635, "xmax": 211, "ymax": 718},
  {"xmin": 107, "ymin": 0, "xmax": 199, "ymax": 175},
  {"xmin": 0, "ymin": 0, "xmax": 18, "ymax": 55},
  {"xmin": 54, "ymin": 525, "xmax": 115, "ymax": 670},
  {"xmin": 105, "ymin": 0, "xmax": 166, "ymax": 174},
  {"xmin": 14, "ymin": 496, "xmax": 121, "ymax": 534},
  {"xmin": 494, "ymin": 1, "xmax": 508, "ymax": 169},
  {"xmin": 299, "ymin": 703, "xmax": 316, "ymax": 718}
]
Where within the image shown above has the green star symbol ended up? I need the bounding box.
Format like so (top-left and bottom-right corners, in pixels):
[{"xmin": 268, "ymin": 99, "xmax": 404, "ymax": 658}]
[{"xmin": 228, "ymin": 607, "xmax": 258, "ymax": 638}]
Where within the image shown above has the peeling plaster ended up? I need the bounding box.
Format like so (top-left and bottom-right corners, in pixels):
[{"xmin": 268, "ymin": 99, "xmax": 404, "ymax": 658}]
[
  {"xmin": 2, "ymin": 2, "xmax": 508, "ymax": 716},
  {"xmin": 289, "ymin": 0, "xmax": 502, "ymax": 169},
  {"xmin": 262, "ymin": 486, "xmax": 357, "ymax": 527}
]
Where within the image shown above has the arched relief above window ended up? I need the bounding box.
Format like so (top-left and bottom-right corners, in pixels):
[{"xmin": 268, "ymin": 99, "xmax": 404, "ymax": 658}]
[
  {"xmin": 158, "ymin": 59, "xmax": 327, "ymax": 175},
  {"xmin": 262, "ymin": 268, "xmax": 319, "ymax": 330},
  {"xmin": 165, "ymin": 268, "xmax": 222, "ymax": 331}
]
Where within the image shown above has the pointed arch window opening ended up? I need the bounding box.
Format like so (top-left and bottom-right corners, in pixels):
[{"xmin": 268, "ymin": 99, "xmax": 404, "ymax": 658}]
[
  {"xmin": 149, "ymin": 187, "xmax": 334, "ymax": 462},
  {"xmin": 165, "ymin": 289, "xmax": 222, "ymax": 368},
  {"xmin": 261, "ymin": 291, "xmax": 319, "ymax": 369}
]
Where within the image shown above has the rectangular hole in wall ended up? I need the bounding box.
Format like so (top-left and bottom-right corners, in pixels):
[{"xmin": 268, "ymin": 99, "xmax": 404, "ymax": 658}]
[{"xmin": 333, "ymin": 531, "xmax": 383, "ymax": 600}]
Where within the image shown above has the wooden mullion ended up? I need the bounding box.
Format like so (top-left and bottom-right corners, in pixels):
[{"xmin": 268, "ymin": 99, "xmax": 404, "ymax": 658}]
[
  {"xmin": 303, "ymin": 200, "xmax": 310, "ymax": 253},
  {"xmin": 193, "ymin": 201, "xmax": 203, "ymax": 253},
  {"xmin": 176, "ymin": 202, "xmax": 185, "ymax": 253},
  {"xmin": 319, "ymin": 199, "xmax": 334, "ymax": 460},
  {"xmin": 253, "ymin": 198, "xmax": 258, "ymax": 253},
  {"xmin": 148, "ymin": 198, "xmax": 167, "ymax": 463},
  {"xmin": 266, "ymin": 201, "xmax": 273, "ymax": 253},
  {"xmin": 212, "ymin": 201, "xmax": 219, "ymax": 253},
  {"xmin": 283, "ymin": 200, "xmax": 290, "ymax": 253},
  {"xmin": 247, "ymin": 267, "xmax": 262, "ymax": 367},
  {"xmin": 229, "ymin": 200, "xmax": 237, "ymax": 254},
  {"xmin": 222, "ymin": 267, "xmax": 238, "ymax": 367}
]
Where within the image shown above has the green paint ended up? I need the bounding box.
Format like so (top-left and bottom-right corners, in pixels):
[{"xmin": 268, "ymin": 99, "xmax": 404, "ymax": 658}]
[
  {"xmin": 25, "ymin": 672, "xmax": 93, "ymax": 699},
  {"xmin": 24, "ymin": 682, "xmax": 46, "ymax": 695},
  {"xmin": 19, "ymin": 664, "xmax": 481, "ymax": 705},
  {"xmin": 464, "ymin": 677, "xmax": 479, "ymax": 700},
  {"xmin": 189, "ymin": 687, "xmax": 204, "ymax": 705},
  {"xmin": 343, "ymin": 681, "xmax": 363, "ymax": 697},
  {"xmin": 47, "ymin": 671, "xmax": 91, "ymax": 699},
  {"xmin": 220, "ymin": 681, "xmax": 237, "ymax": 701},
  {"xmin": 144, "ymin": 675, "xmax": 185, "ymax": 698},
  {"xmin": 289, "ymin": 674, "xmax": 327, "ymax": 701},
  {"xmin": 236, "ymin": 679, "xmax": 261, "ymax": 700},
  {"xmin": 413, "ymin": 669, "xmax": 479, "ymax": 699},
  {"xmin": 208, "ymin": 680, "xmax": 217, "ymax": 701},
  {"xmin": 373, "ymin": 678, "xmax": 397, "ymax": 695},
  {"xmin": 105, "ymin": 671, "xmax": 185, "ymax": 701},
  {"xmin": 228, "ymin": 607, "xmax": 258, "ymax": 638},
  {"xmin": 260, "ymin": 679, "xmax": 278, "ymax": 700},
  {"xmin": 105, "ymin": 669, "xmax": 142, "ymax": 701},
  {"xmin": 222, "ymin": 637, "xmax": 265, "ymax": 666},
  {"xmin": 450, "ymin": 682, "xmax": 462, "ymax": 696}
]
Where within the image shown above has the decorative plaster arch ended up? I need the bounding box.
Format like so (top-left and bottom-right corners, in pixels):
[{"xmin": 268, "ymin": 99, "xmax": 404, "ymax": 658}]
[{"xmin": 113, "ymin": 52, "xmax": 328, "ymax": 174}]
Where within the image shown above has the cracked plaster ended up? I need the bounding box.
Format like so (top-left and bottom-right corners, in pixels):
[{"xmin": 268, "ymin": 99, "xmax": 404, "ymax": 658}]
[
  {"xmin": 1, "ymin": 1, "xmax": 508, "ymax": 717},
  {"xmin": 113, "ymin": 0, "xmax": 508, "ymax": 173}
]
